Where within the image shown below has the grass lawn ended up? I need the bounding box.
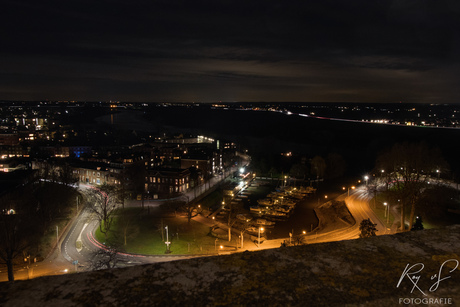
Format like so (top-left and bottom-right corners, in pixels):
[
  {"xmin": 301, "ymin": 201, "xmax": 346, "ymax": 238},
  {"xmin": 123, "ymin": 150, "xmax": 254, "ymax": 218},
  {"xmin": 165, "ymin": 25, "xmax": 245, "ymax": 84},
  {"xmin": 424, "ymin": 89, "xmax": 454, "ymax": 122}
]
[
  {"xmin": 37, "ymin": 217, "xmax": 72, "ymax": 258},
  {"xmin": 36, "ymin": 187, "xmax": 81, "ymax": 258},
  {"xmin": 369, "ymin": 197, "xmax": 395, "ymax": 229},
  {"xmin": 95, "ymin": 209, "xmax": 224, "ymax": 255}
]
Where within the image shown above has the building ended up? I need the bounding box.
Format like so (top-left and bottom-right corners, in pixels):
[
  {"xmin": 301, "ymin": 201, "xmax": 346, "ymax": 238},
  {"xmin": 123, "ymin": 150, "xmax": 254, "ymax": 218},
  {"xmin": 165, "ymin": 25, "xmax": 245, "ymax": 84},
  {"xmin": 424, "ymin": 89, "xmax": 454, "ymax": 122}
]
[
  {"xmin": 0, "ymin": 133, "xmax": 20, "ymax": 146},
  {"xmin": 71, "ymin": 161, "xmax": 121, "ymax": 185},
  {"xmin": 145, "ymin": 168, "xmax": 190, "ymax": 196},
  {"xmin": 181, "ymin": 151, "xmax": 222, "ymax": 178},
  {"xmin": 38, "ymin": 146, "xmax": 92, "ymax": 158},
  {"xmin": 0, "ymin": 145, "xmax": 29, "ymax": 159}
]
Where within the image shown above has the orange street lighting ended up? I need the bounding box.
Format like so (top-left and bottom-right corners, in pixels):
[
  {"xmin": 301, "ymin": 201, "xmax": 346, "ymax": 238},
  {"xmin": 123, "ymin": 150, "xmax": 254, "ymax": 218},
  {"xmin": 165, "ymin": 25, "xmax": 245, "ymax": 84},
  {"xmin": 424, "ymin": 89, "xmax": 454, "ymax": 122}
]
[
  {"xmin": 258, "ymin": 227, "xmax": 264, "ymax": 247},
  {"xmin": 345, "ymin": 186, "xmax": 356, "ymax": 196}
]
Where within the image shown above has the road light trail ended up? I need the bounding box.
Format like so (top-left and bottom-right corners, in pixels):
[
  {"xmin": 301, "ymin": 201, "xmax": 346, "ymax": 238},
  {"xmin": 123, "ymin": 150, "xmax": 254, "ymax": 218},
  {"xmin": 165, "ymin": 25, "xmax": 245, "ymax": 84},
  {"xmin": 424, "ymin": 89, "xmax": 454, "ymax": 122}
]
[{"xmin": 309, "ymin": 186, "xmax": 390, "ymax": 244}]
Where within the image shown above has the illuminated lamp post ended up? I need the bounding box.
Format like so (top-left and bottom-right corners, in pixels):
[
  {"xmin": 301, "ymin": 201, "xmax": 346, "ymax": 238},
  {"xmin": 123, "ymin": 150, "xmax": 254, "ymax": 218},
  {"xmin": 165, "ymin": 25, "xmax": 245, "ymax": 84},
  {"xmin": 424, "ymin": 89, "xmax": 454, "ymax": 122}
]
[
  {"xmin": 343, "ymin": 186, "xmax": 355, "ymax": 196},
  {"xmin": 384, "ymin": 202, "xmax": 390, "ymax": 224},
  {"xmin": 258, "ymin": 227, "xmax": 264, "ymax": 247},
  {"xmin": 165, "ymin": 225, "xmax": 171, "ymax": 254}
]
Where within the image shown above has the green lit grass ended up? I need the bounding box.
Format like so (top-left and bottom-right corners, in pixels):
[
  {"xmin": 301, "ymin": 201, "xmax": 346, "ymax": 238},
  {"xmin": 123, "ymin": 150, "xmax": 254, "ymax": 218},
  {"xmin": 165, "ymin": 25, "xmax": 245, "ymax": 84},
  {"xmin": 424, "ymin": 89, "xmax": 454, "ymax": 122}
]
[
  {"xmin": 94, "ymin": 210, "xmax": 223, "ymax": 255},
  {"xmin": 369, "ymin": 198, "xmax": 395, "ymax": 229}
]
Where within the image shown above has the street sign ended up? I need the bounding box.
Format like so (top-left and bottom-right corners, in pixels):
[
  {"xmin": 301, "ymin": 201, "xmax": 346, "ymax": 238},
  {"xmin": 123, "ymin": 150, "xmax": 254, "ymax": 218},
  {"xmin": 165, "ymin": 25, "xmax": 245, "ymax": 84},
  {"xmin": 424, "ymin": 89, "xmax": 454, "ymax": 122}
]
[{"xmin": 72, "ymin": 260, "xmax": 78, "ymax": 265}]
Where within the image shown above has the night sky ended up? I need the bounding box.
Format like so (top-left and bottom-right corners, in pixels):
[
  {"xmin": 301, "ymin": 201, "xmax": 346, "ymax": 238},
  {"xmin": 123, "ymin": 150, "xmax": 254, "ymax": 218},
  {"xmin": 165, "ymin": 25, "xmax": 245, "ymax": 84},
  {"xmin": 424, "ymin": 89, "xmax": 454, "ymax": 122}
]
[{"xmin": 2, "ymin": 1, "xmax": 460, "ymax": 103}]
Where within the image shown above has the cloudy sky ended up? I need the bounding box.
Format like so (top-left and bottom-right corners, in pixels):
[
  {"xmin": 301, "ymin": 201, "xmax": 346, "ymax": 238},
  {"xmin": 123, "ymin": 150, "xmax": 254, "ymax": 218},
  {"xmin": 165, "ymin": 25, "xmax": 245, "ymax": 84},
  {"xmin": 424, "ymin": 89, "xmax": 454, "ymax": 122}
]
[{"xmin": 1, "ymin": 0, "xmax": 460, "ymax": 103}]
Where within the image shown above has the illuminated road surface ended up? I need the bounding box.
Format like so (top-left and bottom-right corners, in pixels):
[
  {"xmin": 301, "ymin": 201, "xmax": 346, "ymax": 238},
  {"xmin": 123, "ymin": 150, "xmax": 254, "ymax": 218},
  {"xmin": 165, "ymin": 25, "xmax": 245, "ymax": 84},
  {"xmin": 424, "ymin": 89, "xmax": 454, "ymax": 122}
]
[
  {"xmin": 307, "ymin": 186, "xmax": 391, "ymax": 245},
  {"xmin": 0, "ymin": 182, "xmax": 388, "ymax": 283}
]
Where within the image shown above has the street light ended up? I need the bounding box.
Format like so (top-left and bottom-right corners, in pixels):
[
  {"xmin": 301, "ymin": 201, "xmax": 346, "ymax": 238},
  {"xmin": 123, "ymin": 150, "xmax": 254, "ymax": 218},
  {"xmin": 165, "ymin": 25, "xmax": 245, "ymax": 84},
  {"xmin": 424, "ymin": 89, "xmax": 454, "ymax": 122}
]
[
  {"xmin": 343, "ymin": 186, "xmax": 355, "ymax": 196},
  {"xmin": 56, "ymin": 225, "xmax": 60, "ymax": 254},
  {"xmin": 258, "ymin": 227, "xmax": 264, "ymax": 247},
  {"xmin": 384, "ymin": 202, "xmax": 390, "ymax": 224},
  {"xmin": 165, "ymin": 226, "xmax": 171, "ymax": 254},
  {"xmin": 364, "ymin": 175, "xmax": 369, "ymax": 185}
]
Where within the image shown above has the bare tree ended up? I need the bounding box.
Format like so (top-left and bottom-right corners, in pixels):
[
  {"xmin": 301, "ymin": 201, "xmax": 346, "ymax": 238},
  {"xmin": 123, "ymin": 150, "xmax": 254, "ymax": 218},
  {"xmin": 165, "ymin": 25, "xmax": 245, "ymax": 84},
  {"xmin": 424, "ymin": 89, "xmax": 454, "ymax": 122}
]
[
  {"xmin": 57, "ymin": 162, "xmax": 79, "ymax": 187},
  {"xmin": 289, "ymin": 163, "xmax": 307, "ymax": 180},
  {"xmin": 86, "ymin": 184, "xmax": 120, "ymax": 239},
  {"xmin": 311, "ymin": 156, "xmax": 326, "ymax": 181},
  {"xmin": 179, "ymin": 200, "xmax": 202, "ymax": 224},
  {"xmin": 293, "ymin": 234, "xmax": 307, "ymax": 246},
  {"xmin": 90, "ymin": 245, "xmax": 122, "ymax": 270},
  {"xmin": 117, "ymin": 210, "xmax": 140, "ymax": 246},
  {"xmin": 238, "ymin": 220, "xmax": 253, "ymax": 248},
  {"xmin": 375, "ymin": 142, "xmax": 447, "ymax": 230},
  {"xmin": 0, "ymin": 195, "xmax": 38, "ymax": 282},
  {"xmin": 156, "ymin": 218, "xmax": 165, "ymax": 241}
]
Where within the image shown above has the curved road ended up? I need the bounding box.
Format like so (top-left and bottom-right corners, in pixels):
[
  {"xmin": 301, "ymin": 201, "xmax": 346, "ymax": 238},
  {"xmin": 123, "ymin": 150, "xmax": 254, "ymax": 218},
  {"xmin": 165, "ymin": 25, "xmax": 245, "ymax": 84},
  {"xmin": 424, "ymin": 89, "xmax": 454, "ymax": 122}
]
[
  {"xmin": 61, "ymin": 186, "xmax": 203, "ymax": 271},
  {"xmin": 311, "ymin": 185, "xmax": 392, "ymax": 244},
  {"xmin": 0, "ymin": 182, "xmax": 391, "ymax": 282}
]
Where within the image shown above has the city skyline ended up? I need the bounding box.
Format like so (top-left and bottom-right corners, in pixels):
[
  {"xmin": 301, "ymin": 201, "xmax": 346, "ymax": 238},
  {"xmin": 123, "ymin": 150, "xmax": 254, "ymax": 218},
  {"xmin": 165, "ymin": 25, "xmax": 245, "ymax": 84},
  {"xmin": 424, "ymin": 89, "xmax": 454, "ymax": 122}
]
[{"xmin": 2, "ymin": 1, "xmax": 460, "ymax": 103}]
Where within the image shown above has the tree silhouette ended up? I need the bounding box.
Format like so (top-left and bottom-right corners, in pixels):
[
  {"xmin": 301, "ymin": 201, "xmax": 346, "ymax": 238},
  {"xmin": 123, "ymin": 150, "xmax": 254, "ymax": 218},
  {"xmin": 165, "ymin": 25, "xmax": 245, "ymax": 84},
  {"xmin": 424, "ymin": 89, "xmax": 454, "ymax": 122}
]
[
  {"xmin": 375, "ymin": 142, "xmax": 447, "ymax": 231},
  {"xmin": 311, "ymin": 156, "xmax": 326, "ymax": 180},
  {"xmin": 90, "ymin": 245, "xmax": 123, "ymax": 270},
  {"xmin": 179, "ymin": 200, "xmax": 202, "ymax": 225},
  {"xmin": 411, "ymin": 215, "xmax": 424, "ymax": 231},
  {"xmin": 0, "ymin": 194, "xmax": 39, "ymax": 282},
  {"xmin": 86, "ymin": 184, "xmax": 120, "ymax": 239},
  {"xmin": 359, "ymin": 219, "xmax": 378, "ymax": 238},
  {"xmin": 293, "ymin": 234, "xmax": 307, "ymax": 246}
]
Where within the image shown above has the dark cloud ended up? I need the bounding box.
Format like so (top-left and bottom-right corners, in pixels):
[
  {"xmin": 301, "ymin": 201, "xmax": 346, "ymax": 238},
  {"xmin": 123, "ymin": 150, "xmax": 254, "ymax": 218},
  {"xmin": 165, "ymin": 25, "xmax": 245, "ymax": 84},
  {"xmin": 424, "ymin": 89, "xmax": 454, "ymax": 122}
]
[{"xmin": 1, "ymin": 0, "xmax": 459, "ymax": 102}]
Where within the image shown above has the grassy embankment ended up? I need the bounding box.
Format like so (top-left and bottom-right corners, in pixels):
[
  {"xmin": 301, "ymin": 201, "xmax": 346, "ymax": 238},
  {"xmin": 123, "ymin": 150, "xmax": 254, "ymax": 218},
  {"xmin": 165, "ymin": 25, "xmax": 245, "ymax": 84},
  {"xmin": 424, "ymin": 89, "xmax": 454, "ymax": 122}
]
[
  {"xmin": 94, "ymin": 193, "xmax": 229, "ymax": 255},
  {"xmin": 367, "ymin": 194, "xmax": 395, "ymax": 229},
  {"xmin": 38, "ymin": 188, "xmax": 82, "ymax": 259}
]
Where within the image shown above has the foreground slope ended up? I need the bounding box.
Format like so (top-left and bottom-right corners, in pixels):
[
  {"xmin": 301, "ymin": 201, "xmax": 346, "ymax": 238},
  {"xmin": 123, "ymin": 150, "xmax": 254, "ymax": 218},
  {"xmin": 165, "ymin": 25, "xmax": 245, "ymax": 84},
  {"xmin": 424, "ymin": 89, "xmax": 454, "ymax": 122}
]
[{"xmin": 1, "ymin": 225, "xmax": 459, "ymax": 306}]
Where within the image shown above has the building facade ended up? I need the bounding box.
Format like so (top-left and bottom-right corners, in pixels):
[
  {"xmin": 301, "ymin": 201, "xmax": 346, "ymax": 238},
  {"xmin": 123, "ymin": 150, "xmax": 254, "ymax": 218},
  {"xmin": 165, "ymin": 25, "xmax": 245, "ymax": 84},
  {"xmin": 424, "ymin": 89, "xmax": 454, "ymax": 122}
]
[{"xmin": 145, "ymin": 168, "xmax": 190, "ymax": 196}]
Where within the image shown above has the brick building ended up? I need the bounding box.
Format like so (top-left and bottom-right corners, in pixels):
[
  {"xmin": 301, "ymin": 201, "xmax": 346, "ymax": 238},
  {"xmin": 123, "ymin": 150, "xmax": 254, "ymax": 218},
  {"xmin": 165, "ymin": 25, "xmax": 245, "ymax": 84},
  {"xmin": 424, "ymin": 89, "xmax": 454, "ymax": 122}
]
[{"xmin": 145, "ymin": 168, "xmax": 190, "ymax": 196}]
